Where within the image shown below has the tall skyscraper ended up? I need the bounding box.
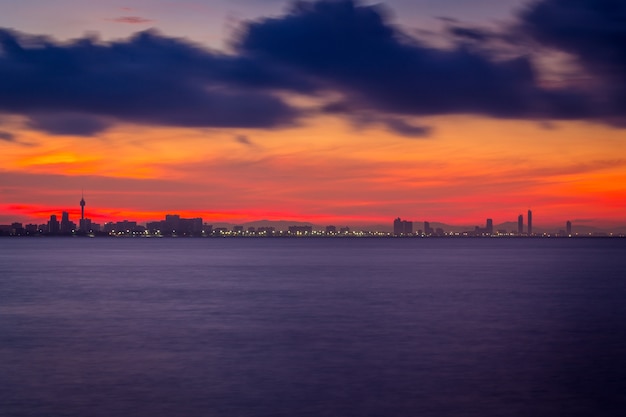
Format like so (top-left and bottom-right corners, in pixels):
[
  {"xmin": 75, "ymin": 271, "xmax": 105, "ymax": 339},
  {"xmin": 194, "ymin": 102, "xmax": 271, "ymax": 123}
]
[
  {"xmin": 403, "ymin": 220, "xmax": 413, "ymax": 236},
  {"xmin": 527, "ymin": 210, "xmax": 533, "ymax": 236},
  {"xmin": 48, "ymin": 215, "xmax": 60, "ymax": 234},
  {"xmin": 517, "ymin": 214, "xmax": 524, "ymax": 235},
  {"xmin": 486, "ymin": 218, "xmax": 493, "ymax": 235},
  {"xmin": 60, "ymin": 211, "xmax": 74, "ymax": 234},
  {"xmin": 394, "ymin": 218, "xmax": 402, "ymax": 236},
  {"xmin": 566, "ymin": 220, "xmax": 572, "ymax": 236},
  {"xmin": 393, "ymin": 218, "xmax": 413, "ymax": 236}
]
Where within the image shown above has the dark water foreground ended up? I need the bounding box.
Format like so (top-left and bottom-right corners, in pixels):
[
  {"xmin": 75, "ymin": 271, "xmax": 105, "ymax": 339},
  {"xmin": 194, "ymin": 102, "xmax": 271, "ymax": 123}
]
[{"xmin": 1, "ymin": 238, "xmax": 625, "ymax": 417}]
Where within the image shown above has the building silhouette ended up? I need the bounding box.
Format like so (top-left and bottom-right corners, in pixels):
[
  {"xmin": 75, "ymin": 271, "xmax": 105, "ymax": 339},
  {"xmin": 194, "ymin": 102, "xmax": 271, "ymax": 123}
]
[
  {"xmin": 394, "ymin": 218, "xmax": 413, "ymax": 236},
  {"xmin": 78, "ymin": 193, "xmax": 92, "ymax": 232},
  {"xmin": 60, "ymin": 211, "xmax": 76, "ymax": 234},
  {"xmin": 566, "ymin": 220, "xmax": 572, "ymax": 236},
  {"xmin": 104, "ymin": 220, "xmax": 144, "ymax": 234},
  {"xmin": 181, "ymin": 218, "xmax": 203, "ymax": 235},
  {"xmin": 517, "ymin": 214, "xmax": 523, "ymax": 235},
  {"xmin": 472, "ymin": 218, "xmax": 494, "ymax": 236},
  {"xmin": 423, "ymin": 221, "xmax": 433, "ymax": 236},
  {"xmin": 165, "ymin": 214, "xmax": 180, "ymax": 234},
  {"xmin": 146, "ymin": 214, "xmax": 203, "ymax": 236},
  {"xmin": 80, "ymin": 218, "xmax": 92, "ymax": 232},
  {"xmin": 288, "ymin": 225, "xmax": 312, "ymax": 235},
  {"xmin": 48, "ymin": 215, "xmax": 60, "ymax": 234},
  {"xmin": 528, "ymin": 210, "xmax": 533, "ymax": 236},
  {"xmin": 486, "ymin": 218, "xmax": 493, "ymax": 235},
  {"xmin": 257, "ymin": 226, "xmax": 274, "ymax": 236}
]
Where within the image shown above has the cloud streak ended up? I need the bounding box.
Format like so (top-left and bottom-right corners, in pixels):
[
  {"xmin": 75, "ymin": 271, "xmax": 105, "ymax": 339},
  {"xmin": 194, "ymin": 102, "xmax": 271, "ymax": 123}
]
[
  {"xmin": 0, "ymin": 130, "xmax": 16, "ymax": 142},
  {"xmin": 108, "ymin": 16, "xmax": 154, "ymax": 24}
]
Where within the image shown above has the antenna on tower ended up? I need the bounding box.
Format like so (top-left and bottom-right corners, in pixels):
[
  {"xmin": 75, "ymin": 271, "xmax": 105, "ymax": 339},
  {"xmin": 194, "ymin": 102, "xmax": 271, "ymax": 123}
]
[{"xmin": 80, "ymin": 189, "xmax": 86, "ymax": 221}]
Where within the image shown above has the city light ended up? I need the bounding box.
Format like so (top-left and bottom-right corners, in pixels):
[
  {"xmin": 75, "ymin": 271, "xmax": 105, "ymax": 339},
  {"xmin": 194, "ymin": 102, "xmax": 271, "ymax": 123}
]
[{"xmin": 0, "ymin": 194, "xmax": 623, "ymax": 238}]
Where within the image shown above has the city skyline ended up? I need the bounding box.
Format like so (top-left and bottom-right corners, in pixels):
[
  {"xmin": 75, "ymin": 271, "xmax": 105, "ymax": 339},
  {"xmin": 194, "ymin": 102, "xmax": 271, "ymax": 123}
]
[
  {"xmin": 1, "ymin": 0, "xmax": 625, "ymax": 229},
  {"xmin": 2, "ymin": 194, "xmax": 619, "ymax": 236}
]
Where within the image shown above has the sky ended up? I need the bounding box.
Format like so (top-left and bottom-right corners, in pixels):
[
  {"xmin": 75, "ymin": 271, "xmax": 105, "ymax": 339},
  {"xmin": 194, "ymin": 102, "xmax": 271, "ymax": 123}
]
[{"xmin": 1, "ymin": 0, "xmax": 625, "ymax": 230}]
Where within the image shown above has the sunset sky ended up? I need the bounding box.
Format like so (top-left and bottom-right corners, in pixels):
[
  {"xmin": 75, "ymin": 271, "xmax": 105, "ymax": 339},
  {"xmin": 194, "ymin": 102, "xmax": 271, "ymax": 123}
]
[{"xmin": 1, "ymin": 0, "xmax": 625, "ymax": 229}]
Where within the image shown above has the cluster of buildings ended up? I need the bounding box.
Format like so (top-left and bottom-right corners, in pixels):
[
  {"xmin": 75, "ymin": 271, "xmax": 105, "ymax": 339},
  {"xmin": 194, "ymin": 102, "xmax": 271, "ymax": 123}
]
[
  {"xmin": 0, "ymin": 196, "xmax": 600, "ymax": 238},
  {"xmin": 2, "ymin": 195, "xmax": 100, "ymax": 236},
  {"xmin": 0, "ymin": 195, "xmax": 360, "ymax": 237},
  {"xmin": 393, "ymin": 210, "xmax": 574, "ymax": 237}
]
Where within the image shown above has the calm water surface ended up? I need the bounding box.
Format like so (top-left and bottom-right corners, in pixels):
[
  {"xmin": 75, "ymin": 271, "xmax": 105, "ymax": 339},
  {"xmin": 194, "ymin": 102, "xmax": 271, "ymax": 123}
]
[{"xmin": 1, "ymin": 238, "xmax": 625, "ymax": 417}]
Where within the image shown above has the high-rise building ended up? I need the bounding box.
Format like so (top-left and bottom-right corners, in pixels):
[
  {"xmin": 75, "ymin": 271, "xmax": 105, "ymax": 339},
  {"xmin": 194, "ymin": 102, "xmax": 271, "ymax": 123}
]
[
  {"xmin": 60, "ymin": 211, "xmax": 75, "ymax": 234},
  {"xmin": 179, "ymin": 218, "xmax": 203, "ymax": 235},
  {"xmin": 164, "ymin": 214, "xmax": 181, "ymax": 234},
  {"xmin": 48, "ymin": 215, "xmax": 60, "ymax": 234},
  {"xmin": 517, "ymin": 214, "xmax": 524, "ymax": 235},
  {"xmin": 80, "ymin": 218, "xmax": 92, "ymax": 233},
  {"xmin": 423, "ymin": 221, "xmax": 433, "ymax": 236},
  {"xmin": 394, "ymin": 218, "xmax": 403, "ymax": 236},
  {"xmin": 486, "ymin": 218, "xmax": 493, "ymax": 235},
  {"xmin": 528, "ymin": 210, "xmax": 533, "ymax": 236},
  {"xmin": 394, "ymin": 218, "xmax": 413, "ymax": 236},
  {"xmin": 403, "ymin": 220, "xmax": 413, "ymax": 235},
  {"xmin": 566, "ymin": 220, "xmax": 572, "ymax": 236}
]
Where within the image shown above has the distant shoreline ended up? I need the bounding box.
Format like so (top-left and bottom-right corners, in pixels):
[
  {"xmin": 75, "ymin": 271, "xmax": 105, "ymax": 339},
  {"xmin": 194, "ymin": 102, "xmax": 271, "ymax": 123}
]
[{"xmin": 1, "ymin": 234, "xmax": 623, "ymax": 239}]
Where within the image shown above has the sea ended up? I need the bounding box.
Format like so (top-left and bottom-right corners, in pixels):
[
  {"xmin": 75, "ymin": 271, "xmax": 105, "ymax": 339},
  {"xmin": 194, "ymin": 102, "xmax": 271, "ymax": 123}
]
[{"xmin": 1, "ymin": 237, "xmax": 625, "ymax": 417}]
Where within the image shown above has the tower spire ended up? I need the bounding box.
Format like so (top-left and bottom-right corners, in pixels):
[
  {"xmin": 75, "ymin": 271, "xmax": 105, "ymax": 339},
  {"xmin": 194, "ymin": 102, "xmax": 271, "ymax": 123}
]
[{"xmin": 80, "ymin": 190, "xmax": 86, "ymax": 220}]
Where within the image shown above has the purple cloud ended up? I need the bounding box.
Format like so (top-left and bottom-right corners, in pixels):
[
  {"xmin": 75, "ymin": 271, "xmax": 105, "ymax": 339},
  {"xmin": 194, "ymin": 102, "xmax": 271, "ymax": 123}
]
[{"xmin": 108, "ymin": 16, "xmax": 154, "ymax": 24}]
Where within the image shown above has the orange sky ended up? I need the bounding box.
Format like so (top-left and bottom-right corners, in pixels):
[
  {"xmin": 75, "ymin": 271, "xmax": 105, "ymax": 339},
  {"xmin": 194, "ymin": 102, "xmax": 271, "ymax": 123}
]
[{"xmin": 3, "ymin": 114, "xmax": 625, "ymax": 230}]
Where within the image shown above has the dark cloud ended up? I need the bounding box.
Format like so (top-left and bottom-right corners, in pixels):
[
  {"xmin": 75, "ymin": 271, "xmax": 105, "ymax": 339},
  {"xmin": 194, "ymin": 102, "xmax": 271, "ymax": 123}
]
[
  {"xmin": 26, "ymin": 113, "xmax": 112, "ymax": 136},
  {"xmin": 238, "ymin": 0, "xmax": 624, "ymax": 125},
  {"xmin": 0, "ymin": 0, "xmax": 624, "ymax": 139},
  {"xmin": 348, "ymin": 112, "xmax": 433, "ymax": 138},
  {"xmin": 0, "ymin": 130, "xmax": 15, "ymax": 142},
  {"xmin": 447, "ymin": 26, "xmax": 492, "ymax": 41},
  {"xmin": 109, "ymin": 16, "xmax": 154, "ymax": 24},
  {"xmin": 382, "ymin": 118, "xmax": 432, "ymax": 138},
  {"xmin": 0, "ymin": 28, "xmax": 306, "ymax": 135},
  {"xmin": 234, "ymin": 134, "xmax": 254, "ymax": 146},
  {"xmin": 520, "ymin": 0, "xmax": 626, "ymax": 122},
  {"xmin": 521, "ymin": 0, "xmax": 626, "ymax": 77},
  {"xmin": 0, "ymin": 130, "xmax": 35, "ymax": 147}
]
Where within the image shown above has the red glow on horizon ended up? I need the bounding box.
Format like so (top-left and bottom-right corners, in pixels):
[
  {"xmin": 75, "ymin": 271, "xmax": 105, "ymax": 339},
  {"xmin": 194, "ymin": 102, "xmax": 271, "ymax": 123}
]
[
  {"xmin": 3, "ymin": 204, "xmax": 393, "ymax": 226},
  {"xmin": 3, "ymin": 203, "xmax": 624, "ymax": 231}
]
